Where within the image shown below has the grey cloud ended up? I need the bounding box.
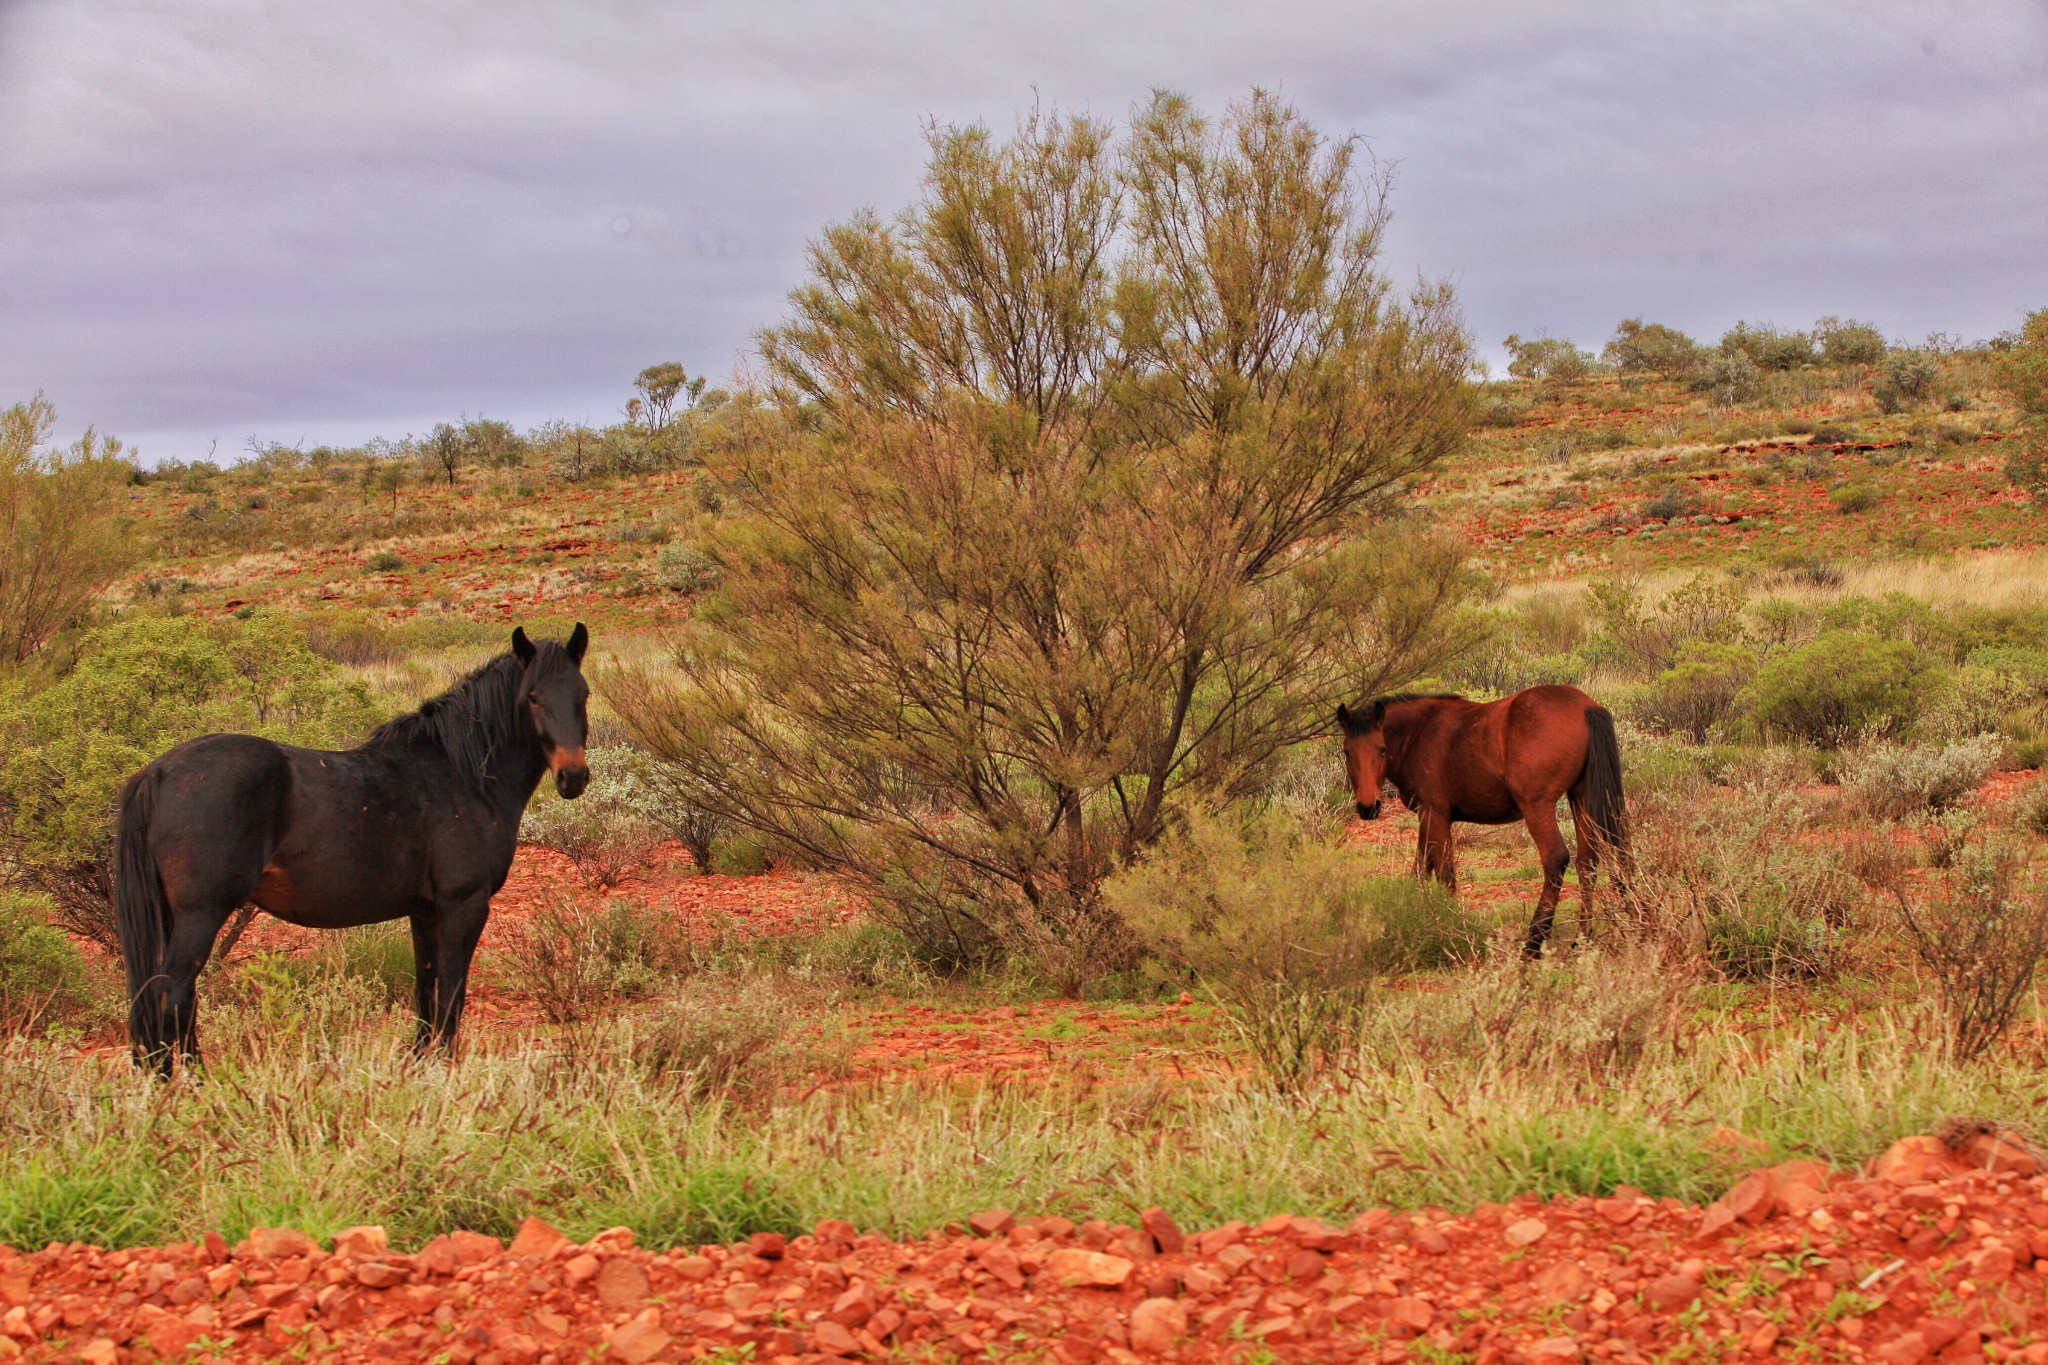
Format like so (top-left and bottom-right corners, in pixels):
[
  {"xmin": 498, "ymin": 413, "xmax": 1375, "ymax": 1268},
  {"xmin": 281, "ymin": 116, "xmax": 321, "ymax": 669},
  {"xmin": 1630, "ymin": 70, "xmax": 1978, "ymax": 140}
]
[{"xmin": 2, "ymin": 0, "xmax": 2044, "ymax": 459}]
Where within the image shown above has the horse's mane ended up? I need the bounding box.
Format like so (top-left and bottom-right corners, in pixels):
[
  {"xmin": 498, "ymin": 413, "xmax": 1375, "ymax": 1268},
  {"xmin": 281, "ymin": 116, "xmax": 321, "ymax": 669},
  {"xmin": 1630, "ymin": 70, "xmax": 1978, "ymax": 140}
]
[
  {"xmin": 367, "ymin": 649, "xmax": 535, "ymax": 788},
  {"xmin": 1374, "ymin": 692, "xmax": 1467, "ymax": 707}
]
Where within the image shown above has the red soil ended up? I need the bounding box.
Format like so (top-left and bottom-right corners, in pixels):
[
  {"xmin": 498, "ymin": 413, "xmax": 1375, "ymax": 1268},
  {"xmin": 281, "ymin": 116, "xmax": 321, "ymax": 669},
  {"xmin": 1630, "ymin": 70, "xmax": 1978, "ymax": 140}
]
[{"xmin": 11, "ymin": 1160, "xmax": 2048, "ymax": 1364}]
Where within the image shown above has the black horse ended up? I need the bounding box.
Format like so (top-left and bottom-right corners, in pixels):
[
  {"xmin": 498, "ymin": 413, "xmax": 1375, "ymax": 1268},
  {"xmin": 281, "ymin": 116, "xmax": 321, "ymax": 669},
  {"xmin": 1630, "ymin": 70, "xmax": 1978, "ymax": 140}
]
[{"xmin": 115, "ymin": 624, "xmax": 591, "ymax": 1073}]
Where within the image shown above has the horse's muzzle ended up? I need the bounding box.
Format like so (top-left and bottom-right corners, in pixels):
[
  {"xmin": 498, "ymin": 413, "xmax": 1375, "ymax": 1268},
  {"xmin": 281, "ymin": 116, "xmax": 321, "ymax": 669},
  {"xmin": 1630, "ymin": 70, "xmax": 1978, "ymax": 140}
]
[
  {"xmin": 550, "ymin": 747, "xmax": 590, "ymax": 799},
  {"xmin": 1357, "ymin": 800, "xmax": 1383, "ymax": 821}
]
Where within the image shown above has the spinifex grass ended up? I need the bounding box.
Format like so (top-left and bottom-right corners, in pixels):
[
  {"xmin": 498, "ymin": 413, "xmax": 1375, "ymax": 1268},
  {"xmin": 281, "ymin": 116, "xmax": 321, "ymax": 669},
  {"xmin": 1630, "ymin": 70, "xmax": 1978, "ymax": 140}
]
[{"xmin": 3, "ymin": 960, "xmax": 2041, "ymax": 1253}]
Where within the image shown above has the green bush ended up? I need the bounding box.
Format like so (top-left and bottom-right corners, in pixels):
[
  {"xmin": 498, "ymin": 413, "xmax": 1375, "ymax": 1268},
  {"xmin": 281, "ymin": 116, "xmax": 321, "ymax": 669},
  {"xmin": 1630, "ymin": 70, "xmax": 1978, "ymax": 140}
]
[
  {"xmin": 2019, "ymin": 782, "xmax": 2048, "ymax": 837},
  {"xmin": 0, "ymin": 613, "xmax": 383, "ymax": 946},
  {"xmin": 1828, "ymin": 481, "xmax": 1882, "ymax": 513},
  {"xmin": 1743, "ymin": 630, "xmax": 1936, "ymax": 747},
  {"xmin": 1629, "ymin": 642, "xmax": 1757, "ymax": 743},
  {"xmin": 519, "ymin": 744, "xmax": 667, "ymax": 889},
  {"xmin": 1838, "ymin": 735, "xmax": 2002, "ymax": 819},
  {"xmin": 364, "ymin": 549, "xmax": 405, "ymax": 572},
  {"xmin": 496, "ymin": 892, "xmax": 694, "ymax": 1023},
  {"xmin": 1603, "ymin": 319, "xmax": 1706, "ymax": 381},
  {"xmin": 1696, "ymin": 350, "xmax": 1761, "ymax": 405},
  {"xmin": 1875, "ymin": 350, "xmax": 1939, "ymax": 411},
  {"xmin": 1108, "ymin": 810, "xmax": 1485, "ymax": 1087},
  {"xmin": 1503, "ymin": 334, "xmax": 1595, "ymax": 383},
  {"xmin": 631, "ymin": 974, "xmax": 842, "ymax": 1101},
  {"xmin": 0, "ymin": 891, "xmax": 102, "ymax": 1031},
  {"xmin": 655, "ymin": 542, "xmax": 721, "ymax": 594},
  {"xmin": 1814, "ymin": 317, "xmax": 1887, "ymax": 368}
]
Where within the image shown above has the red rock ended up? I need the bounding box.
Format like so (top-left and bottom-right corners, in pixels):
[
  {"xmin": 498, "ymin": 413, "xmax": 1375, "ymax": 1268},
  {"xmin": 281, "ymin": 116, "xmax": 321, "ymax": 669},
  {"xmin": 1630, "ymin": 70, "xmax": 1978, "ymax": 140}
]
[
  {"xmin": 563, "ymin": 1253, "xmax": 600, "ymax": 1284},
  {"xmin": 747, "ymin": 1232, "xmax": 787, "ymax": 1260},
  {"xmin": 981, "ymin": 1244, "xmax": 1026, "ymax": 1290},
  {"xmin": 814, "ymin": 1218, "xmax": 858, "ymax": 1244},
  {"xmin": 1504, "ymin": 1218, "xmax": 1548, "ymax": 1247},
  {"xmin": 330, "ymin": 1226, "xmax": 388, "ymax": 1258},
  {"xmin": 1724, "ymin": 1171, "xmax": 1779, "ymax": 1224},
  {"xmin": 1412, "ymin": 1223, "xmax": 1449, "ymax": 1255},
  {"xmin": 1128, "ymin": 1297, "xmax": 1187, "ymax": 1356},
  {"xmin": 1526, "ymin": 1338, "xmax": 1581, "ymax": 1364},
  {"xmin": 507, "ymin": 1218, "xmax": 571, "ymax": 1260},
  {"xmin": 76, "ymin": 1340, "xmax": 117, "ymax": 1365},
  {"xmin": 1043, "ymin": 1249, "xmax": 1135, "ymax": 1289},
  {"xmin": 1871, "ymin": 1137, "xmax": 1961, "ymax": 1184},
  {"xmin": 595, "ymin": 1258, "xmax": 650, "ymax": 1308},
  {"xmin": 1380, "ymin": 1297, "xmax": 1433, "ymax": 1333},
  {"xmin": 1948, "ymin": 1125, "xmax": 2047, "ymax": 1177},
  {"xmin": 830, "ymin": 1284, "xmax": 876, "ymax": 1328},
  {"xmin": 1874, "ymin": 1332, "xmax": 1929, "ymax": 1365},
  {"xmin": 1594, "ymin": 1198, "xmax": 1638, "ymax": 1226},
  {"xmin": 1346, "ymin": 1210, "xmax": 1392, "ymax": 1239},
  {"xmin": 1140, "ymin": 1207, "xmax": 1184, "ymax": 1254},
  {"xmin": 351, "ymin": 1262, "xmax": 407, "ymax": 1289},
  {"xmin": 240, "ymin": 1228, "xmax": 320, "ymax": 1260},
  {"xmin": 813, "ymin": 1319, "xmax": 861, "ymax": 1356},
  {"xmin": 1642, "ymin": 1271, "xmax": 1703, "ymax": 1312},
  {"xmin": 969, "ymin": 1208, "xmax": 1017, "ymax": 1238},
  {"xmin": 1697, "ymin": 1202, "xmax": 1739, "ymax": 1239},
  {"xmin": 609, "ymin": 1319, "xmax": 672, "ymax": 1364}
]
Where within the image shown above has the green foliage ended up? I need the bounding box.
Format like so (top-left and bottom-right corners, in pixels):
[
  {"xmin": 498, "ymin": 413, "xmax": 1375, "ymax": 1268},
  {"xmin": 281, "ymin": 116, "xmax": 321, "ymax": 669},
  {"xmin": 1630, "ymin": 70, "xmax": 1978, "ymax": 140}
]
[
  {"xmin": 1603, "ymin": 319, "xmax": 1705, "ymax": 381},
  {"xmin": 365, "ymin": 549, "xmax": 405, "ymax": 572},
  {"xmin": 1718, "ymin": 321, "xmax": 1813, "ymax": 372},
  {"xmin": 614, "ymin": 92, "xmax": 1477, "ymax": 979},
  {"xmin": 1813, "ymin": 316, "xmax": 1887, "ymax": 367},
  {"xmin": 1894, "ymin": 848, "xmax": 2048, "ymax": 1062},
  {"xmin": 0, "ymin": 612, "xmax": 383, "ymax": 945},
  {"xmin": 1587, "ymin": 575, "xmax": 1746, "ymax": 678},
  {"xmin": 519, "ymin": 744, "xmax": 666, "ymax": 889},
  {"xmin": 0, "ymin": 393, "xmax": 137, "ymax": 665},
  {"xmin": 655, "ymin": 541, "xmax": 720, "ymax": 594},
  {"xmin": 497, "ymin": 891, "xmax": 695, "ymax": 1022},
  {"xmin": 1875, "ymin": 349, "xmax": 1939, "ymax": 411},
  {"xmin": 1629, "ymin": 641, "xmax": 1757, "ymax": 743},
  {"xmin": 1108, "ymin": 809, "xmax": 1483, "ymax": 1086},
  {"xmin": 1502, "ymin": 334, "xmax": 1595, "ymax": 383},
  {"xmin": 2018, "ymin": 781, "xmax": 2048, "ymax": 837},
  {"xmin": 1696, "ymin": 349, "xmax": 1762, "ymax": 405},
  {"xmin": 0, "ymin": 1157, "xmax": 166, "ymax": 1250},
  {"xmin": 1838, "ymin": 735, "xmax": 2002, "ymax": 820},
  {"xmin": 630, "ymin": 974, "xmax": 845, "ymax": 1102},
  {"xmin": 1991, "ymin": 307, "xmax": 2048, "ymax": 418},
  {"xmin": 1743, "ymin": 630, "xmax": 1935, "ymax": 746},
  {"xmin": 1828, "ymin": 481, "xmax": 1882, "ymax": 513},
  {"xmin": 0, "ymin": 891, "xmax": 102, "ymax": 1031}
]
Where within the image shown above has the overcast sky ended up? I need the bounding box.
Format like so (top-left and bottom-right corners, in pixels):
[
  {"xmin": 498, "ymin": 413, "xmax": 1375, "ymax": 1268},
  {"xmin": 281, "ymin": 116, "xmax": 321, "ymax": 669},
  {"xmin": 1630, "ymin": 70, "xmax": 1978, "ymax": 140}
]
[{"xmin": 3, "ymin": 0, "xmax": 2045, "ymax": 462}]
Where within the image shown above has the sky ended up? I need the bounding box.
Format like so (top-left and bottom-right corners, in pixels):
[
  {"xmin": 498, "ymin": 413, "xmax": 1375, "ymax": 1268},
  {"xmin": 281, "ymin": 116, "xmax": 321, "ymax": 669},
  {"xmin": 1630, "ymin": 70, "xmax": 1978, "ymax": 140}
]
[{"xmin": 3, "ymin": 0, "xmax": 2045, "ymax": 463}]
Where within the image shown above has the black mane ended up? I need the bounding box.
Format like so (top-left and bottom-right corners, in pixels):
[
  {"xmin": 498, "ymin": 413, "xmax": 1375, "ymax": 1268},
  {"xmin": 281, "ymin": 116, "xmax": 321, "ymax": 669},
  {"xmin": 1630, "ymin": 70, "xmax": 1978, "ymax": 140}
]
[
  {"xmin": 1373, "ymin": 692, "xmax": 1467, "ymax": 707},
  {"xmin": 367, "ymin": 648, "xmax": 542, "ymax": 788}
]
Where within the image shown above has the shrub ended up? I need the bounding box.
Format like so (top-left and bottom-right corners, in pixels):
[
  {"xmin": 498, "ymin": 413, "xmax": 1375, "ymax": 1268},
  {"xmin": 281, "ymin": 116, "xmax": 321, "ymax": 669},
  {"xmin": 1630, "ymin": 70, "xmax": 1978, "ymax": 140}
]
[
  {"xmin": 0, "ymin": 395, "xmax": 136, "ymax": 666},
  {"xmin": 365, "ymin": 549, "xmax": 405, "ymax": 572},
  {"xmin": 631, "ymin": 975, "xmax": 842, "ymax": 1100},
  {"xmin": 1814, "ymin": 317, "xmax": 1888, "ymax": 367},
  {"xmin": 2005, "ymin": 430, "xmax": 2048, "ymax": 503},
  {"xmin": 603, "ymin": 746, "xmax": 733, "ymax": 871},
  {"xmin": 1625, "ymin": 787, "xmax": 1855, "ymax": 981},
  {"xmin": 1503, "ymin": 334, "xmax": 1595, "ymax": 383},
  {"xmin": 655, "ymin": 542, "xmax": 721, "ymax": 594},
  {"xmin": 1640, "ymin": 482, "xmax": 1703, "ymax": 522},
  {"xmin": 1839, "ymin": 735, "xmax": 2002, "ymax": 819},
  {"xmin": 2019, "ymin": 782, "xmax": 2048, "ymax": 836},
  {"xmin": 0, "ymin": 613, "xmax": 382, "ymax": 946},
  {"xmin": 0, "ymin": 891, "xmax": 102, "ymax": 1032},
  {"xmin": 1696, "ymin": 350, "xmax": 1761, "ymax": 405},
  {"xmin": 1587, "ymin": 575, "xmax": 1747, "ymax": 678},
  {"xmin": 1893, "ymin": 847, "xmax": 2048, "ymax": 1062},
  {"xmin": 1603, "ymin": 319, "xmax": 1706, "ymax": 381},
  {"xmin": 1743, "ymin": 630, "xmax": 1934, "ymax": 747},
  {"xmin": 1108, "ymin": 810, "xmax": 1484, "ymax": 1087},
  {"xmin": 497, "ymin": 891, "xmax": 694, "ymax": 1022},
  {"xmin": 1719, "ymin": 322, "xmax": 1813, "ymax": 372},
  {"xmin": 1828, "ymin": 481, "xmax": 1882, "ymax": 513},
  {"xmin": 518, "ymin": 745, "xmax": 666, "ymax": 889},
  {"xmin": 1629, "ymin": 642, "xmax": 1757, "ymax": 743},
  {"xmin": 1875, "ymin": 350, "xmax": 1939, "ymax": 411}
]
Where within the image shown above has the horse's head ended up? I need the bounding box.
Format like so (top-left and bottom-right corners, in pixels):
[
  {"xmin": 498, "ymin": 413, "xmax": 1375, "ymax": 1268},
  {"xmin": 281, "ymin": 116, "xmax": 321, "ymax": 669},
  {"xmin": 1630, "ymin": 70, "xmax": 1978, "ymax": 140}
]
[
  {"xmin": 1335, "ymin": 700, "xmax": 1389, "ymax": 820},
  {"xmin": 513, "ymin": 623, "xmax": 591, "ymax": 798}
]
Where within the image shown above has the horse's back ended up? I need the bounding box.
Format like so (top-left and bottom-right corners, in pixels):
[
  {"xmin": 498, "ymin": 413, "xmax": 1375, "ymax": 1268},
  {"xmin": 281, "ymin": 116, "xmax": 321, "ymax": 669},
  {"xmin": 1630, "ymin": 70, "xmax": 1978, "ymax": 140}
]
[{"xmin": 1498, "ymin": 685, "xmax": 1603, "ymax": 796}]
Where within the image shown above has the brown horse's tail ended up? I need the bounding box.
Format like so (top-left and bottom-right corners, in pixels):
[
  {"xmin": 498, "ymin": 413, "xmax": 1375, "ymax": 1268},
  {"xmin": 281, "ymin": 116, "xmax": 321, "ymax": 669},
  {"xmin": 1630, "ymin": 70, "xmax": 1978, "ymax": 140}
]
[
  {"xmin": 114, "ymin": 767, "xmax": 169, "ymax": 1052},
  {"xmin": 1582, "ymin": 706, "xmax": 1632, "ymax": 884}
]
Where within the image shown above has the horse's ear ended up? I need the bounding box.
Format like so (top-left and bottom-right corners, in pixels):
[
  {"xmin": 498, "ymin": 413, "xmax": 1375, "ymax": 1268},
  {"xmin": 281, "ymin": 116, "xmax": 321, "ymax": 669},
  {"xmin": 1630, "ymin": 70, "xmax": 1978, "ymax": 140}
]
[
  {"xmin": 566, "ymin": 622, "xmax": 589, "ymax": 664},
  {"xmin": 512, "ymin": 627, "xmax": 535, "ymax": 665},
  {"xmin": 1335, "ymin": 703, "xmax": 1353, "ymax": 733},
  {"xmin": 1369, "ymin": 699, "xmax": 1388, "ymax": 726}
]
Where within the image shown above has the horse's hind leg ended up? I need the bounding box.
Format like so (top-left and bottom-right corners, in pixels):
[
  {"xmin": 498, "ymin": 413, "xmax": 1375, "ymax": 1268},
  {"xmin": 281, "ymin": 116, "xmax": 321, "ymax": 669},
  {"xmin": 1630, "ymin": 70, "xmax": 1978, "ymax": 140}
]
[
  {"xmin": 1521, "ymin": 803, "xmax": 1571, "ymax": 960},
  {"xmin": 157, "ymin": 899, "xmax": 236, "ymax": 1073},
  {"xmin": 408, "ymin": 914, "xmax": 440, "ymax": 1054}
]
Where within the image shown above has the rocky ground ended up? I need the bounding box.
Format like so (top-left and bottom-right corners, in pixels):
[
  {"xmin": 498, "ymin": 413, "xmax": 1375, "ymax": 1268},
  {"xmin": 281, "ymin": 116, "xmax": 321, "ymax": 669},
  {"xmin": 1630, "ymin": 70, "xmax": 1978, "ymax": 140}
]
[{"xmin": 7, "ymin": 1130, "xmax": 2048, "ymax": 1365}]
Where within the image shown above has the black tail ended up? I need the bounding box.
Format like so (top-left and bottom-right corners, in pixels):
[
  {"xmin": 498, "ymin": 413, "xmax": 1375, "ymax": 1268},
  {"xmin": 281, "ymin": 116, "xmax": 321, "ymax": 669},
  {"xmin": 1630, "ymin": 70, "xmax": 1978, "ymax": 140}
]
[
  {"xmin": 115, "ymin": 768, "xmax": 169, "ymax": 1059},
  {"xmin": 1582, "ymin": 706, "xmax": 1631, "ymax": 883}
]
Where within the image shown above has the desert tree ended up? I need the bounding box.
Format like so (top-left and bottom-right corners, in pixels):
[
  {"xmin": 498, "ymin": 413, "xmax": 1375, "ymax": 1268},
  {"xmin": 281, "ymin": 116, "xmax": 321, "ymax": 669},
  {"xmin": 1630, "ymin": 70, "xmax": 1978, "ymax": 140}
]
[
  {"xmin": 609, "ymin": 92, "xmax": 1475, "ymax": 975},
  {"xmin": 0, "ymin": 394, "xmax": 136, "ymax": 666},
  {"xmin": 420, "ymin": 422, "xmax": 466, "ymax": 485}
]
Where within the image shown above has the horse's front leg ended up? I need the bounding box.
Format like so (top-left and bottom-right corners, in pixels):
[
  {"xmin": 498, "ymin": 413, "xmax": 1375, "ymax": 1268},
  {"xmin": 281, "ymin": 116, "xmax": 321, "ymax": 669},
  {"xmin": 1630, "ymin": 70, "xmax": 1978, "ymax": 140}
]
[
  {"xmin": 1521, "ymin": 803, "xmax": 1571, "ymax": 960},
  {"xmin": 408, "ymin": 912, "xmax": 441, "ymax": 1054},
  {"xmin": 1415, "ymin": 809, "xmax": 1457, "ymax": 893},
  {"xmin": 418, "ymin": 896, "xmax": 490, "ymax": 1055}
]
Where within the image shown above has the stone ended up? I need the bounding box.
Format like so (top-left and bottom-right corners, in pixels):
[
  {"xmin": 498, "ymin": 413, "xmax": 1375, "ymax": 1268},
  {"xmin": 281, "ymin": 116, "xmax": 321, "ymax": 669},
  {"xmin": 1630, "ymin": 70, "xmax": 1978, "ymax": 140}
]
[
  {"xmin": 1215, "ymin": 1244, "xmax": 1257, "ymax": 1273},
  {"xmin": 330, "ymin": 1226, "xmax": 388, "ymax": 1258},
  {"xmin": 563, "ymin": 1254, "xmax": 600, "ymax": 1284},
  {"xmin": 1870, "ymin": 1136, "xmax": 1960, "ymax": 1184},
  {"xmin": 673, "ymin": 1255, "xmax": 714, "ymax": 1281},
  {"xmin": 969, "ymin": 1208, "xmax": 1017, "ymax": 1238},
  {"xmin": 829, "ymin": 1284, "xmax": 876, "ymax": 1328},
  {"xmin": 241, "ymin": 1227, "xmax": 320, "ymax": 1260},
  {"xmin": 1642, "ymin": 1271, "xmax": 1703, "ymax": 1312},
  {"xmin": 747, "ymin": 1232, "xmax": 787, "ymax": 1260},
  {"xmin": 1140, "ymin": 1207, "xmax": 1184, "ymax": 1255},
  {"xmin": 1043, "ymin": 1248, "xmax": 1136, "ymax": 1289},
  {"xmin": 608, "ymin": 1319, "xmax": 672, "ymax": 1365},
  {"xmin": 508, "ymin": 1217, "xmax": 572, "ymax": 1260},
  {"xmin": 814, "ymin": 1218, "xmax": 858, "ymax": 1244},
  {"xmin": 1380, "ymin": 1297, "xmax": 1433, "ymax": 1335},
  {"xmin": 1531, "ymin": 1262, "xmax": 1590, "ymax": 1302},
  {"xmin": 76, "ymin": 1340, "xmax": 118, "ymax": 1365},
  {"xmin": 1128, "ymin": 1297, "xmax": 1187, "ymax": 1356},
  {"xmin": 1411, "ymin": 1223, "xmax": 1449, "ymax": 1255},
  {"xmin": 448, "ymin": 1230, "xmax": 503, "ymax": 1265},
  {"xmin": 1594, "ymin": 1198, "xmax": 1639, "ymax": 1226},
  {"xmin": 351, "ymin": 1262, "xmax": 408, "ymax": 1289},
  {"xmin": 813, "ymin": 1320, "xmax": 861, "ymax": 1356},
  {"xmin": 981, "ymin": 1244, "xmax": 1026, "ymax": 1290},
  {"xmin": 595, "ymin": 1258, "xmax": 650, "ymax": 1309},
  {"xmin": 1872, "ymin": 1333, "xmax": 1929, "ymax": 1365},
  {"xmin": 1526, "ymin": 1338, "xmax": 1581, "ymax": 1365},
  {"xmin": 1947, "ymin": 1124, "xmax": 2047, "ymax": 1177},
  {"xmin": 1724, "ymin": 1171, "xmax": 1779, "ymax": 1224},
  {"xmin": 1696, "ymin": 1203, "xmax": 1739, "ymax": 1239},
  {"xmin": 1504, "ymin": 1218, "xmax": 1548, "ymax": 1247}
]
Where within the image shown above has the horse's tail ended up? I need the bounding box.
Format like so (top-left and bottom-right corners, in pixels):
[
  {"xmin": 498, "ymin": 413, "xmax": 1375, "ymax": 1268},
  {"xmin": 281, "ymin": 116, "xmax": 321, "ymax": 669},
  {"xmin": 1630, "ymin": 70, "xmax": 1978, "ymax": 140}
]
[
  {"xmin": 1582, "ymin": 705, "xmax": 1631, "ymax": 883},
  {"xmin": 114, "ymin": 767, "xmax": 169, "ymax": 1031}
]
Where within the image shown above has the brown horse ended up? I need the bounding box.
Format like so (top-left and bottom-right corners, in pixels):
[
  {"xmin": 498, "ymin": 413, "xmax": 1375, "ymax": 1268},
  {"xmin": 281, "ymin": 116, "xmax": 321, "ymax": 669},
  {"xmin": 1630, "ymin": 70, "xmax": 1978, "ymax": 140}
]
[{"xmin": 1336, "ymin": 685, "xmax": 1629, "ymax": 958}]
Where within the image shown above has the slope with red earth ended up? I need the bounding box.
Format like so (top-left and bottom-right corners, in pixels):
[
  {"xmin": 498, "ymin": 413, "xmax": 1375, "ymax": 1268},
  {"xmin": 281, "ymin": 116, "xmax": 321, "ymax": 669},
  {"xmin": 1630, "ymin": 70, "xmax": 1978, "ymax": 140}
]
[{"xmin": 10, "ymin": 1140, "xmax": 2048, "ymax": 1365}]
